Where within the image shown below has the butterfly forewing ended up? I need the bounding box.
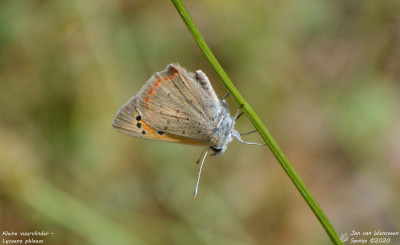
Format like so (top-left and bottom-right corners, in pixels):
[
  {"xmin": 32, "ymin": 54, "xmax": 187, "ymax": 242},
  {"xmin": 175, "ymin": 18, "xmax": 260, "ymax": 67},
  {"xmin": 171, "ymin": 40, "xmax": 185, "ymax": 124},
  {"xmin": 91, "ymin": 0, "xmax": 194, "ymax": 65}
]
[{"xmin": 113, "ymin": 63, "xmax": 223, "ymax": 145}]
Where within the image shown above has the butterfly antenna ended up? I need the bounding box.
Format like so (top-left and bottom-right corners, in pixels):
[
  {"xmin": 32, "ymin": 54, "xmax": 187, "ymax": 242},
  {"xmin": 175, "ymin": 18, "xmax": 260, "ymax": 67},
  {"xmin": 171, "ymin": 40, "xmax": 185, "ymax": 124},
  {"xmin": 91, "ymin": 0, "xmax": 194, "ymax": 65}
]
[{"xmin": 193, "ymin": 148, "xmax": 210, "ymax": 198}]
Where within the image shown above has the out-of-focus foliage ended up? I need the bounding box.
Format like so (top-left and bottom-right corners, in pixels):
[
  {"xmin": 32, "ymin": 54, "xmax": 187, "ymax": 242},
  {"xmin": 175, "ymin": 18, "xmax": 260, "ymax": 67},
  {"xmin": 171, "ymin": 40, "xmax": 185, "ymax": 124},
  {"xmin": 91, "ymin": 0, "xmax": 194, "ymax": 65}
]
[{"xmin": 0, "ymin": 0, "xmax": 399, "ymax": 244}]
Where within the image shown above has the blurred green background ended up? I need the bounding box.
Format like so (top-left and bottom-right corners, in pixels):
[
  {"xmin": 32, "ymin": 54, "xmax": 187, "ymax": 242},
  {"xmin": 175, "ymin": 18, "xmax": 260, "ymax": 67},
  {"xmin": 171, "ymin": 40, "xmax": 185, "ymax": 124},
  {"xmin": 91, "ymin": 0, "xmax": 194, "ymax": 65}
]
[{"xmin": 1, "ymin": 0, "xmax": 399, "ymax": 244}]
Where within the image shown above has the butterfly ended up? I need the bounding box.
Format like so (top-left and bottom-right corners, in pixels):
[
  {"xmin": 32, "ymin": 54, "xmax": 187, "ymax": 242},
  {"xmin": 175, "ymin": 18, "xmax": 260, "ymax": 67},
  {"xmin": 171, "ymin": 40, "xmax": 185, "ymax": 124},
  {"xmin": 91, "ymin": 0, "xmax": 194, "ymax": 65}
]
[{"xmin": 112, "ymin": 63, "xmax": 261, "ymax": 197}]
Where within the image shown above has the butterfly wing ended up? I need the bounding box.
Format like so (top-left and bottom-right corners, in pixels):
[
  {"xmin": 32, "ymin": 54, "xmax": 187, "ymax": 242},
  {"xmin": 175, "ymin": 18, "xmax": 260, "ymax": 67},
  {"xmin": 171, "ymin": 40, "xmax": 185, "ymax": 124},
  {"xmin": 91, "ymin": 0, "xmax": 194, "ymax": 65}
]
[
  {"xmin": 112, "ymin": 97, "xmax": 186, "ymax": 143},
  {"xmin": 112, "ymin": 63, "xmax": 222, "ymax": 145}
]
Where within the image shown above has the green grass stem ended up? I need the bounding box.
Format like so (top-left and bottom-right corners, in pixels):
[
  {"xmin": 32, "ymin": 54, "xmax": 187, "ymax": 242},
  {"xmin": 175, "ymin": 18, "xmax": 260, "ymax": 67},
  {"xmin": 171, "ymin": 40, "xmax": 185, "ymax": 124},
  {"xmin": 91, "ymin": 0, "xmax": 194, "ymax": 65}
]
[{"xmin": 171, "ymin": 0, "xmax": 343, "ymax": 244}]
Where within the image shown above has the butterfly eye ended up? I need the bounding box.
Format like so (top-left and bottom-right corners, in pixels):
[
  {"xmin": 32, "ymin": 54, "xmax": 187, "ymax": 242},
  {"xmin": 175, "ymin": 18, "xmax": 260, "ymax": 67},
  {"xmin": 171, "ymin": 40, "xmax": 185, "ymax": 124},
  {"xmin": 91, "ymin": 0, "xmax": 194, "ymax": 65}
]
[{"xmin": 211, "ymin": 146, "xmax": 222, "ymax": 153}]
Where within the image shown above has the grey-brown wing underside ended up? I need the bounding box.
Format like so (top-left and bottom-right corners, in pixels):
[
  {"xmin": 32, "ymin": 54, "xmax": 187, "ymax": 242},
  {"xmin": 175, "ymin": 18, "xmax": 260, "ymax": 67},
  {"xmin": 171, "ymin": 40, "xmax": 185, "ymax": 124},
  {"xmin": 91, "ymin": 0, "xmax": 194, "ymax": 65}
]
[{"xmin": 135, "ymin": 63, "xmax": 222, "ymax": 143}]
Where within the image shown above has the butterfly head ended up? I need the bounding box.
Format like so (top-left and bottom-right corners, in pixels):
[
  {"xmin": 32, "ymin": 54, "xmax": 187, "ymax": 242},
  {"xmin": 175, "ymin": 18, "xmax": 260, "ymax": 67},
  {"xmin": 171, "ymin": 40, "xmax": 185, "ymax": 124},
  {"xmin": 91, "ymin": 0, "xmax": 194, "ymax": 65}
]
[{"xmin": 210, "ymin": 101, "xmax": 236, "ymax": 156}]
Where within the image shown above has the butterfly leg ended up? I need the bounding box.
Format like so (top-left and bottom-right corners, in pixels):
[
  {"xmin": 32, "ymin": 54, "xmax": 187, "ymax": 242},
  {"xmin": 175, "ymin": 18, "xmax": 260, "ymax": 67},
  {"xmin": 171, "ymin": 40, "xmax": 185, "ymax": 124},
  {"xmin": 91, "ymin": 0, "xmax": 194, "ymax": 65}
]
[
  {"xmin": 221, "ymin": 93, "xmax": 230, "ymax": 109},
  {"xmin": 233, "ymin": 104, "xmax": 245, "ymax": 121},
  {"xmin": 222, "ymin": 92, "xmax": 230, "ymax": 100},
  {"xmin": 232, "ymin": 130, "xmax": 264, "ymax": 146},
  {"xmin": 240, "ymin": 130, "xmax": 258, "ymax": 136},
  {"xmin": 196, "ymin": 146, "xmax": 210, "ymax": 164}
]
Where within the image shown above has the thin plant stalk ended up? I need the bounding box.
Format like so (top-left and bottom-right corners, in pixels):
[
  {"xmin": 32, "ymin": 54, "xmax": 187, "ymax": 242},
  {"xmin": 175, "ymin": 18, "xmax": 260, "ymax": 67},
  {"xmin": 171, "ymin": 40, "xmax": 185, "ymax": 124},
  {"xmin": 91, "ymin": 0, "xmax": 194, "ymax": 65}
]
[{"xmin": 171, "ymin": 0, "xmax": 343, "ymax": 244}]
